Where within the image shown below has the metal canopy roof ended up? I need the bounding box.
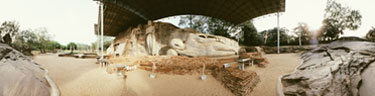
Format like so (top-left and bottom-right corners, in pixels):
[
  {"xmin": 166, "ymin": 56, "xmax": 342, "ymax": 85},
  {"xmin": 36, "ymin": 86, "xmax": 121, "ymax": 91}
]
[{"xmin": 95, "ymin": 0, "xmax": 285, "ymax": 36}]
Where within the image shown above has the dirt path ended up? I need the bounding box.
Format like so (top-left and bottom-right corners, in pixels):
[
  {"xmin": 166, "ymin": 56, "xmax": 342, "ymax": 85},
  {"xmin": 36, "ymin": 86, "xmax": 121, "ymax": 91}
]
[
  {"xmin": 34, "ymin": 54, "xmax": 131, "ymax": 96},
  {"xmin": 34, "ymin": 53, "xmax": 301, "ymax": 96},
  {"xmin": 34, "ymin": 54, "xmax": 234, "ymax": 96},
  {"xmin": 249, "ymin": 53, "xmax": 302, "ymax": 96},
  {"xmin": 124, "ymin": 70, "xmax": 234, "ymax": 96}
]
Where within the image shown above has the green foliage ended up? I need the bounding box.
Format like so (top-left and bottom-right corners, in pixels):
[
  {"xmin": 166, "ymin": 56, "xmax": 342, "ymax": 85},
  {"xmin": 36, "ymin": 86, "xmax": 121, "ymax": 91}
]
[
  {"xmin": 205, "ymin": 18, "xmax": 240, "ymax": 38},
  {"xmin": 321, "ymin": 0, "xmax": 362, "ymax": 42},
  {"xmin": 75, "ymin": 43, "xmax": 91, "ymax": 51},
  {"xmin": 12, "ymin": 30, "xmax": 38, "ymax": 55},
  {"xmin": 259, "ymin": 28, "xmax": 293, "ymax": 46},
  {"xmin": 238, "ymin": 21, "xmax": 262, "ymax": 46},
  {"xmin": 11, "ymin": 27, "xmax": 62, "ymax": 55},
  {"xmin": 0, "ymin": 21, "xmax": 20, "ymax": 44},
  {"xmin": 46, "ymin": 40, "xmax": 61, "ymax": 50},
  {"xmin": 179, "ymin": 15, "xmax": 241, "ymax": 38},
  {"xmin": 2, "ymin": 21, "xmax": 98, "ymax": 55},
  {"xmin": 366, "ymin": 27, "xmax": 375, "ymax": 42},
  {"xmin": 67, "ymin": 42, "xmax": 77, "ymax": 53},
  {"xmin": 91, "ymin": 36, "xmax": 114, "ymax": 51},
  {"xmin": 178, "ymin": 15, "xmax": 208, "ymax": 33},
  {"xmin": 34, "ymin": 28, "xmax": 52, "ymax": 53},
  {"xmin": 293, "ymin": 23, "xmax": 312, "ymax": 45},
  {"xmin": 178, "ymin": 15, "xmax": 258, "ymax": 44},
  {"xmin": 180, "ymin": 15, "xmax": 341, "ymax": 47}
]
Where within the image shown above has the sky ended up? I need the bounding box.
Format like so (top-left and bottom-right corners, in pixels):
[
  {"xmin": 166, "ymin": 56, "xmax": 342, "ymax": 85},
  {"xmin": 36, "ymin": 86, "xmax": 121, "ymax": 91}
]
[
  {"xmin": 1, "ymin": 0, "xmax": 374, "ymax": 45},
  {"xmin": 0, "ymin": 0, "xmax": 98, "ymax": 45},
  {"xmin": 249, "ymin": 0, "xmax": 375, "ymax": 37}
]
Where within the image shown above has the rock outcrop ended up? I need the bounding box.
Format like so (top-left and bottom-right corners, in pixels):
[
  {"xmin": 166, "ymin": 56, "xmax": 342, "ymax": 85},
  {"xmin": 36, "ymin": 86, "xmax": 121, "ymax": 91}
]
[
  {"xmin": 0, "ymin": 43, "xmax": 52, "ymax": 96},
  {"xmin": 280, "ymin": 38, "xmax": 375, "ymax": 96},
  {"xmin": 107, "ymin": 21, "xmax": 240, "ymax": 57}
]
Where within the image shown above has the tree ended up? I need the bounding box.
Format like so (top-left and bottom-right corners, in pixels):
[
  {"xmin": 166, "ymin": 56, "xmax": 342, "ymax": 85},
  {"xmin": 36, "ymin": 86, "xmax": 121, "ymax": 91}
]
[
  {"xmin": 35, "ymin": 28, "xmax": 51, "ymax": 53},
  {"xmin": 178, "ymin": 15, "xmax": 241, "ymax": 39},
  {"xmin": 76, "ymin": 43, "xmax": 91, "ymax": 52},
  {"xmin": 2, "ymin": 21, "xmax": 63, "ymax": 54},
  {"xmin": 178, "ymin": 15, "xmax": 208, "ymax": 33},
  {"xmin": 0, "ymin": 21, "xmax": 20, "ymax": 44},
  {"xmin": 259, "ymin": 28, "xmax": 290, "ymax": 46},
  {"xmin": 91, "ymin": 36, "xmax": 114, "ymax": 51},
  {"xmin": 366, "ymin": 27, "xmax": 375, "ymax": 42},
  {"xmin": 12, "ymin": 28, "xmax": 61, "ymax": 54},
  {"xmin": 320, "ymin": 0, "xmax": 362, "ymax": 42},
  {"xmin": 293, "ymin": 22, "xmax": 312, "ymax": 45},
  {"xmin": 205, "ymin": 17, "xmax": 241, "ymax": 39},
  {"xmin": 238, "ymin": 21, "xmax": 262, "ymax": 46},
  {"xmin": 12, "ymin": 29, "xmax": 38, "ymax": 55},
  {"xmin": 45, "ymin": 40, "xmax": 61, "ymax": 53},
  {"xmin": 67, "ymin": 42, "xmax": 77, "ymax": 53}
]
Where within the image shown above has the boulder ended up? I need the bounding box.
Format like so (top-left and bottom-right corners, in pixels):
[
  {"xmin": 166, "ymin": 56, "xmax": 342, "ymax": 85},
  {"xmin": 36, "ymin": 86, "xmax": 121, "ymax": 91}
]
[
  {"xmin": 280, "ymin": 39, "xmax": 375, "ymax": 96},
  {"xmin": 0, "ymin": 43, "xmax": 52, "ymax": 96}
]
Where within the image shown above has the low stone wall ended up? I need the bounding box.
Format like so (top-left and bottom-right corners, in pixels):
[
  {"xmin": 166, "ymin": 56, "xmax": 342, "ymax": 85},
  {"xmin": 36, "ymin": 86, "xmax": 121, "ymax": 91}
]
[
  {"xmin": 138, "ymin": 56, "xmax": 220, "ymax": 75},
  {"xmin": 111, "ymin": 56, "xmax": 261, "ymax": 95},
  {"xmin": 243, "ymin": 45, "xmax": 317, "ymax": 54},
  {"xmin": 212, "ymin": 67, "xmax": 260, "ymax": 96}
]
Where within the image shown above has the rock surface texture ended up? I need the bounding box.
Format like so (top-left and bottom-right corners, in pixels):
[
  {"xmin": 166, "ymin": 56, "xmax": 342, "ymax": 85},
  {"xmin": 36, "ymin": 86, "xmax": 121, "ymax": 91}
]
[
  {"xmin": 281, "ymin": 39, "xmax": 375, "ymax": 96},
  {"xmin": 0, "ymin": 43, "xmax": 51, "ymax": 96},
  {"xmin": 107, "ymin": 21, "xmax": 240, "ymax": 57},
  {"xmin": 213, "ymin": 67, "xmax": 260, "ymax": 96}
]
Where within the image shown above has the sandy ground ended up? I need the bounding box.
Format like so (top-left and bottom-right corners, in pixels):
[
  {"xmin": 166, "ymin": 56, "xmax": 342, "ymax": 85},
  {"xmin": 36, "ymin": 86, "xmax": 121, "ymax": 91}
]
[
  {"xmin": 34, "ymin": 54, "xmax": 130, "ymax": 96},
  {"xmin": 248, "ymin": 53, "xmax": 302, "ymax": 96},
  {"xmin": 34, "ymin": 54, "xmax": 234, "ymax": 96},
  {"xmin": 125, "ymin": 70, "xmax": 233, "ymax": 96},
  {"xmin": 33, "ymin": 53, "xmax": 302, "ymax": 96}
]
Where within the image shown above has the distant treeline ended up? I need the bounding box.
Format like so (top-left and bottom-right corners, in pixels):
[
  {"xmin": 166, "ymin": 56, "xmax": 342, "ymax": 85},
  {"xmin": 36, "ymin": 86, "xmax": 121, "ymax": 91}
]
[
  {"xmin": 0, "ymin": 21, "xmax": 93, "ymax": 55},
  {"xmin": 177, "ymin": 0, "xmax": 374, "ymax": 46}
]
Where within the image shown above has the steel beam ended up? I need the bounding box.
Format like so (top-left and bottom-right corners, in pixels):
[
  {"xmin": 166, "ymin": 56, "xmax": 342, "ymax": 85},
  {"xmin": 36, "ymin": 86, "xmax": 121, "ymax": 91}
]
[{"xmin": 99, "ymin": 0, "xmax": 148, "ymax": 20}]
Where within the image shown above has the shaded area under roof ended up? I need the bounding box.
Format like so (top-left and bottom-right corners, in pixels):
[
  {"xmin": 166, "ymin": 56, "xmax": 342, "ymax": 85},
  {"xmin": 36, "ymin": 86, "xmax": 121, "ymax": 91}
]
[{"xmin": 94, "ymin": 0, "xmax": 285, "ymax": 36}]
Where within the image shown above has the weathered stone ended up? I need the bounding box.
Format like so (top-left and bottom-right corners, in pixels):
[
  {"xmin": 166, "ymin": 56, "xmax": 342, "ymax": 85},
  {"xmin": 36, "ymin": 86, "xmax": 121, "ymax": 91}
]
[
  {"xmin": 107, "ymin": 21, "xmax": 240, "ymax": 57},
  {"xmin": 212, "ymin": 67, "xmax": 260, "ymax": 96},
  {"xmin": 136, "ymin": 56, "xmax": 220, "ymax": 75},
  {"xmin": 0, "ymin": 43, "xmax": 51, "ymax": 96},
  {"xmin": 280, "ymin": 39, "xmax": 375, "ymax": 96}
]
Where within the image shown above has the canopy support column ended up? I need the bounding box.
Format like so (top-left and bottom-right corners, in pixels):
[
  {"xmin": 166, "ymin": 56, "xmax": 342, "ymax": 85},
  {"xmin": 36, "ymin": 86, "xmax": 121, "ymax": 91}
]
[
  {"xmin": 100, "ymin": 2, "xmax": 104, "ymax": 59},
  {"xmin": 277, "ymin": 12, "xmax": 280, "ymax": 54}
]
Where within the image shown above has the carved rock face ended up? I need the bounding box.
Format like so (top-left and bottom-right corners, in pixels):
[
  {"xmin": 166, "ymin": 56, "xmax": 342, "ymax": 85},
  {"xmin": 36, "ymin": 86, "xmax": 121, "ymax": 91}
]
[
  {"xmin": 280, "ymin": 40, "xmax": 375, "ymax": 96},
  {"xmin": 107, "ymin": 22, "xmax": 239, "ymax": 57},
  {"xmin": 178, "ymin": 32, "xmax": 239, "ymax": 57}
]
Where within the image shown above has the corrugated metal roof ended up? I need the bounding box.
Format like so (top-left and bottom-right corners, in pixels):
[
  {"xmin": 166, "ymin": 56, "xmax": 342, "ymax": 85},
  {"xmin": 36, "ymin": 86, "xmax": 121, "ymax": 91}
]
[{"xmin": 95, "ymin": 0, "xmax": 285, "ymax": 36}]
